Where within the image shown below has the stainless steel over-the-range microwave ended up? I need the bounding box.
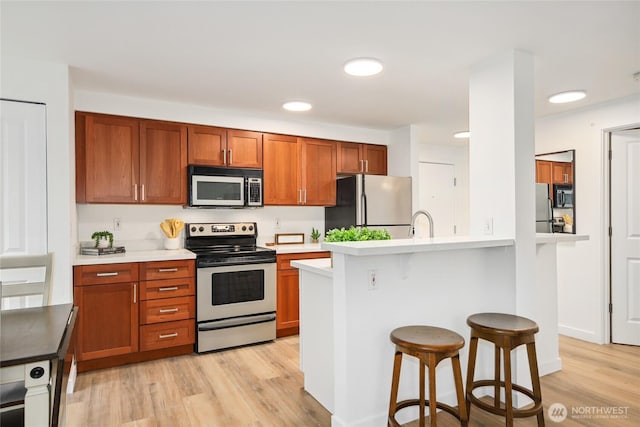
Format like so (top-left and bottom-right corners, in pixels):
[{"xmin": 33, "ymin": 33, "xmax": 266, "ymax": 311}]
[{"xmin": 188, "ymin": 165, "xmax": 263, "ymax": 208}]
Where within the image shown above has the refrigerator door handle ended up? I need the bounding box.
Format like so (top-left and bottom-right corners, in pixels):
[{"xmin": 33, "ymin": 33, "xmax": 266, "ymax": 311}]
[
  {"xmin": 548, "ymin": 198, "xmax": 553, "ymax": 232},
  {"xmin": 361, "ymin": 191, "xmax": 367, "ymax": 225}
]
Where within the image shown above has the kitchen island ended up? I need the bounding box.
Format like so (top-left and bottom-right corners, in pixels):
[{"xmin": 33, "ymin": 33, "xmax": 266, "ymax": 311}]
[{"xmin": 292, "ymin": 233, "xmax": 587, "ymax": 427}]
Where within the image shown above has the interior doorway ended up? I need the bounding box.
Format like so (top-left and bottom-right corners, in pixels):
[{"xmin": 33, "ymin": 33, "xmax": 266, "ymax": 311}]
[
  {"xmin": 609, "ymin": 126, "xmax": 640, "ymax": 345},
  {"xmin": 418, "ymin": 162, "xmax": 456, "ymax": 237}
]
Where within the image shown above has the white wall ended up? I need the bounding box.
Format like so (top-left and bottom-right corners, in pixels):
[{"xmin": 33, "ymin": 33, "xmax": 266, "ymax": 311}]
[
  {"xmin": 535, "ymin": 94, "xmax": 640, "ymax": 343},
  {"xmin": 1, "ymin": 55, "xmax": 74, "ymax": 305}
]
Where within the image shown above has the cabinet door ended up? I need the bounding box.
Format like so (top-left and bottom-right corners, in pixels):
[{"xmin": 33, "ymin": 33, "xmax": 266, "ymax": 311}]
[
  {"xmin": 79, "ymin": 112, "xmax": 140, "ymax": 203},
  {"xmin": 263, "ymin": 133, "xmax": 300, "ymax": 205},
  {"xmin": 227, "ymin": 130, "xmax": 263, "ymax": 168},
  {"xmin": 276, "ymin": 269, "xmax": 300, "ymax": 335},
  {"xmin": 74, "ymin": 282, "xmax": 138, "ymax": 361},
  {"xmin": 139, "ymin": 120, "xmax": 188, "ymax": 204},
  {"xmin": 363, "ymin": 144, "xmax": 388, "ymax": 175},
  {"xmin": 300, "ymin": 138, "xmax": 336, "ymax": 206},
  {"xmin": 552, "ymin": 162, "xmax": 572, "ymax": 184},
  {"xmin": 187, "ymin": 125, "xmax": 226, "ymax": 166},
  {"xmin": 337, "ymin": 142, "xmax": 363, "ymax": 174},
  {"xmin": 536, "ymin": 160, "xmax": 552, "ymax": 184}
]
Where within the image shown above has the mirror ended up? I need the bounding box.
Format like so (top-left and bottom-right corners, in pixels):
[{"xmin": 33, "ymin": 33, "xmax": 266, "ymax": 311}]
[{"xmin": 535, "ymin": 149, "xmax": 575, "ymax": 234}]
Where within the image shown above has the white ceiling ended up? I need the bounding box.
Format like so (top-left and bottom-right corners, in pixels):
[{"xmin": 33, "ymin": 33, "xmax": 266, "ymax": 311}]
[{"xmin": 2, "ymin": 1, "xmax": 639, "ymax": 143}]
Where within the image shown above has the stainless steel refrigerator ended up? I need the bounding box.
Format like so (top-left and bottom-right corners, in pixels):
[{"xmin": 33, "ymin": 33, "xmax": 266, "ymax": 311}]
[
  {"xmin": 325, "ymin": 174, "xmax": 412, "ymax": 238},
  {"xmin": 536, "ymin": 183, "xmax": 553, "ymax": 233}
]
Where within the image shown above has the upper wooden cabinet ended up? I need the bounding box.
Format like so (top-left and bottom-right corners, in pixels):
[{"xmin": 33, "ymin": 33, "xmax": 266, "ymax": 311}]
[
  {"xmin": 263, "ymin": 133, "xmax": 300, "ymax": 205},
  {"xmin": 536, "ymin": 160, "xmax": 553, "ymax": 185},
  {"xmin": 187, "ymin": 126, "xmax": 262, "ymax": 168},
  {"xmin": 76, "ymin": 112, "xmax": 140, "ymax": 203},
  {"xmin": 337, "ymin": 142, "xmax": 387, "ymax": 175},
  {"xmin": 140, "ymin": 120, "xmax": 187, "ymax": 204},
  {"xmin": 552, "ymin": 162, "xmax": 572, "ymax": 184},
  {"xmin": 299, "ymin": 138, "xmax": 336, "ymax": 206},
  {"xmin": 76, "ymin": 112, "xmax": 187, "ymax": 204},
  {"xmin": 263, "ymin": 134, "xmax": 336, "ymax": 206}
]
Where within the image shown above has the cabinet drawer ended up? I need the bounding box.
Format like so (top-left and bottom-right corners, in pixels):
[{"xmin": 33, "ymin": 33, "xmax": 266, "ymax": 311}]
[
  {"xmin": 277, "ymin": 252, "xmax": 331, "ymax": 270},
  {"xmin": 139, "ymin": 277, "xmax": 194, "ymax": 300},
  {"xmin": 139, "ymin": 260, "xmax": 194, "ymax": 281},
  {"xmin": 140, "ymin": 296, "xmax": 195, "ymax": 325},
  {"xmin": 140, "ymin": 319, "xmax": 195, "ymax": 351},
  {"xmin": 74, "ymin": 263, "xmax": 138, "ymax": 286}
]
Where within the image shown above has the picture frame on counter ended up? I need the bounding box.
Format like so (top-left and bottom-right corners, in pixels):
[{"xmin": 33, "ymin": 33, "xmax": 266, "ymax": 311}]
[{"xmin": 275, "ymin": 233, "xmax": 305, "ymax": 245}]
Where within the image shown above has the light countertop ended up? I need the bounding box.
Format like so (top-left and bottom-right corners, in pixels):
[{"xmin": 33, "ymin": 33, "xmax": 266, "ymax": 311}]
[
  {"xmin": 268, "ymin": 243, "xmax": 327, "ymax": 254},
  {"xmin": 321, "ymin": 235, "xmax": 515, "ymax": 256},
  {"xmin": 320, "ymin": 233, "xmax": 589, "ymax": 257},
  {"xmin": 535, "ymin": 233, "xmax": 589, "ymax": 244},
  {"xmin": 291, "ymin": 258, "xmax": 332, "ymax": 277},
  {"xmin": 74, "ymin": 248, "xmax": 196, "ymax": 266}
]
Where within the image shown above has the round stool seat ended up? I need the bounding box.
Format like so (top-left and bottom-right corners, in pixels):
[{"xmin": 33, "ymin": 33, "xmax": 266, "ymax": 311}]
[
  {"xmin": 467, "ymin": 312, "xmax": 538, "ymax": 336},
  {"xmin": 390, "ymin": 325, "xmax": 465, "ymax": 353}
]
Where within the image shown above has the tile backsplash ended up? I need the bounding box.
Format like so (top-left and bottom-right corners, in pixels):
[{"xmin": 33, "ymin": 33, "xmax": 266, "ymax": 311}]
[{"xmin": 77, "ymin": 204, "xmax": 325, "ymax": 250}]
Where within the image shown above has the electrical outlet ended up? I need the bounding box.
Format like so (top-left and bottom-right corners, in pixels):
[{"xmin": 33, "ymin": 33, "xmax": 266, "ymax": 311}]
[
  {"xmin": 275, "ymin": 218, "xmax": 281, "ymax": 229},
  {"xmin": 483, "ymin": 217, "xmax": 493, "ymax": 235},
  {"xmin": 368, "ymin": 270, "xmax": 379, "ymax": 291},
  {"xmin": 113, "ymin": 218, "xmax": 121, "ymax": 232}
]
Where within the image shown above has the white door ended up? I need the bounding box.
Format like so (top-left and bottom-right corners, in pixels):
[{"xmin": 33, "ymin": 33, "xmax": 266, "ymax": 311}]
[
  {"xmin": 611, "ymin": 128, "xmax": 640, "ymax": 345},
  {"xmin": 0, "ymin": 100, "xmax": 47, "ymax": 256},
  {"xmin": 418, "ymin": 162, "xmax": 456, "ymax": 237}
]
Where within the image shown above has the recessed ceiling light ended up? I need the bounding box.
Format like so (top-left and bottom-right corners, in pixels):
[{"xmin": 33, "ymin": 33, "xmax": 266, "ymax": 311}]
[
  {"xmin": 453, "ymin": 131, "xmax": 470, "ymax": 139},
  {"xmin": 344, "ymin": 58, "xmax": 383, "ymax": 77},
  {"xmin": 548, "ymin": 90, "xmax": 587, "ymax": 104},
  {"xmin": 282, "ymin": 101, "xmax": 312, "ymax": 112}
]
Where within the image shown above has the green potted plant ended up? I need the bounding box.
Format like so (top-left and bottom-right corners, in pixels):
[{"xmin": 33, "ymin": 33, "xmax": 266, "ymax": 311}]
[
  {"xmin": 324, "ymin": 226, "xmax": 391, "ymax": 242},
  {"xmin": 310, "ymin": 227, "xmax": 321, "ymax": 243},
  {"xmin": 91, "ymin": 230, "xmax": 114, "ymax": 248}
]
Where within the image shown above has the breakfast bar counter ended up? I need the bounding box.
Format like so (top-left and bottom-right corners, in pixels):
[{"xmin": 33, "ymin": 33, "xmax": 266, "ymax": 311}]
[{"xmin": 293, "ymin": 233, "xmax": 587, "ymax": 427}]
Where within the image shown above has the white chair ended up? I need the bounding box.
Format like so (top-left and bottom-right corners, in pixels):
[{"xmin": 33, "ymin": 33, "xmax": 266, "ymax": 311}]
[
  {"xmin": 0, "ymin": 252, "xmax": 53, "ymax": 310},
  {"xmin": 1, "ymin": 252, "xmax": 54, "ymax": 426}
]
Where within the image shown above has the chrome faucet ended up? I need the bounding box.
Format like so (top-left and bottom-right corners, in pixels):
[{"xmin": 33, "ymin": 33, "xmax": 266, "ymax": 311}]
[{"xmin": 409, "ymin": 210, "xmax": 434, "ymax": 238}]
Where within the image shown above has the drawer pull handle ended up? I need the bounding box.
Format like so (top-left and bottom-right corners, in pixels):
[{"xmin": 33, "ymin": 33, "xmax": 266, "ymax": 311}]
[
  {"xmin": 159, "ymin": 308, "xmax": 179, "ymax": 313},
  {"xmin": 96, "ymin": 272, "xmax": 118, "ymax": 277},
  {"xmin": 158, "ymin": 286, "xmax": 179, "ymax": 292},
  {"xmin": 158, "ymin": 268, "xmax": 179, "ymax": 272},
  {"xmin": 159, "ymin": 333, "xmax": 178, "ymax": 339}
]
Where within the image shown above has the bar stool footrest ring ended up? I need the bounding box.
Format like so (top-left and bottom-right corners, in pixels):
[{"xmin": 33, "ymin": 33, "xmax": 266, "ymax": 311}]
[
  {"xmin": 389, "ymin": 398, "xmax": 465, "ymax": 426},
  {"xmin": 467, "ymin": 380, "xmax": 543, "ymax": 418}
]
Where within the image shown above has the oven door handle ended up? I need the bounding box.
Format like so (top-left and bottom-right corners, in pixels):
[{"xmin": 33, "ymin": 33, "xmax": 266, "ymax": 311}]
[{"xmin": 198, "ymin": 313, "xmax": 276, "ymax": 331}]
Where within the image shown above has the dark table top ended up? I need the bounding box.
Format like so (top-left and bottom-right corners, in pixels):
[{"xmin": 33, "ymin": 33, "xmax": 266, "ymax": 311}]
[{"xmin": 1, "ymin": 303, "xmax": 74, "ymax": 367}]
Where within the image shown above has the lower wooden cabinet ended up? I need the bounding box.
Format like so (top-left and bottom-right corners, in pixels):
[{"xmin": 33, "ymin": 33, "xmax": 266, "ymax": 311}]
[
  {"xmin": 73, "ymin": 259, "xmax": 195, "ymax": 371},
  {"xmin": 276, "ymin": 251, "xmax": 331, "ymax": 337},
  {"xmin": 74, "ymin": 281, "xmax": 139, "ymax": 361}
]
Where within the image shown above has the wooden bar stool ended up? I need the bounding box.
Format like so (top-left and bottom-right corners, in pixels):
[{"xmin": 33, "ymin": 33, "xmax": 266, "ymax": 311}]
[
  {"xmin": 465, "ymin": 313, "xmax": 545, "ymax": 427},
  {"xmin": 388, "ymin": 326, "xmax": 468, "ymax": 427}
]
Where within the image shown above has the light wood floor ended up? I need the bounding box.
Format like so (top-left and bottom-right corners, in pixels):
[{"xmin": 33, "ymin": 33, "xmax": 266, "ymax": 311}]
[{"xmin": 66, "ymin": 335, "xmax": 639, "ymax": 426}]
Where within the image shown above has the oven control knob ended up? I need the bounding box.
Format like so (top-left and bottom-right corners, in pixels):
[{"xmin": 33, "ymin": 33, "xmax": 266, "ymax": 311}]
[
  {"xmin": 249, "ymin": 225, "xmax": 254, "ymax": 231},
  {"xmin": 190, "ymin": 226, "xmax": 197, "ymax": 233},
  {"xmin": 199, "ymin": 226, "xmax": 205, "ymax": 232},
  {"xmin": 242, "ymin": 225, "xmax": 247, "ymax": 231}
]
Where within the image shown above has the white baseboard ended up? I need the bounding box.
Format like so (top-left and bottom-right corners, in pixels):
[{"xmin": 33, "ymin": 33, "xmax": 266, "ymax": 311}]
[{"xmin": 558, "ymin": 325, "xmax": 601, "ymax": 343}]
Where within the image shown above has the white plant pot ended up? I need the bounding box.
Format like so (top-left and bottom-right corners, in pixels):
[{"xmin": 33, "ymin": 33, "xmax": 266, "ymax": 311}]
[{"xmin": 97, "ymin": 238, "xmax": 110, "ymax": 248}]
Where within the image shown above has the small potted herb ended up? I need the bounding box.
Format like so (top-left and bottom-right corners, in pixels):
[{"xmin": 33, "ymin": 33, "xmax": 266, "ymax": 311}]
[
  {"xmin": 91, "ymin": 231, "xmax": 114, "ymax": 248},
  {"xmin": 310, "ymin": 227, "xmax": 321, "ymax": 243}
]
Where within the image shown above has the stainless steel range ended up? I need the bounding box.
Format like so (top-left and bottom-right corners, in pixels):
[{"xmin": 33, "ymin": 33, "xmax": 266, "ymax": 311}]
[{"xmin": 185, "ymin": 222, "xmax": 277, "ymax": 353}]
